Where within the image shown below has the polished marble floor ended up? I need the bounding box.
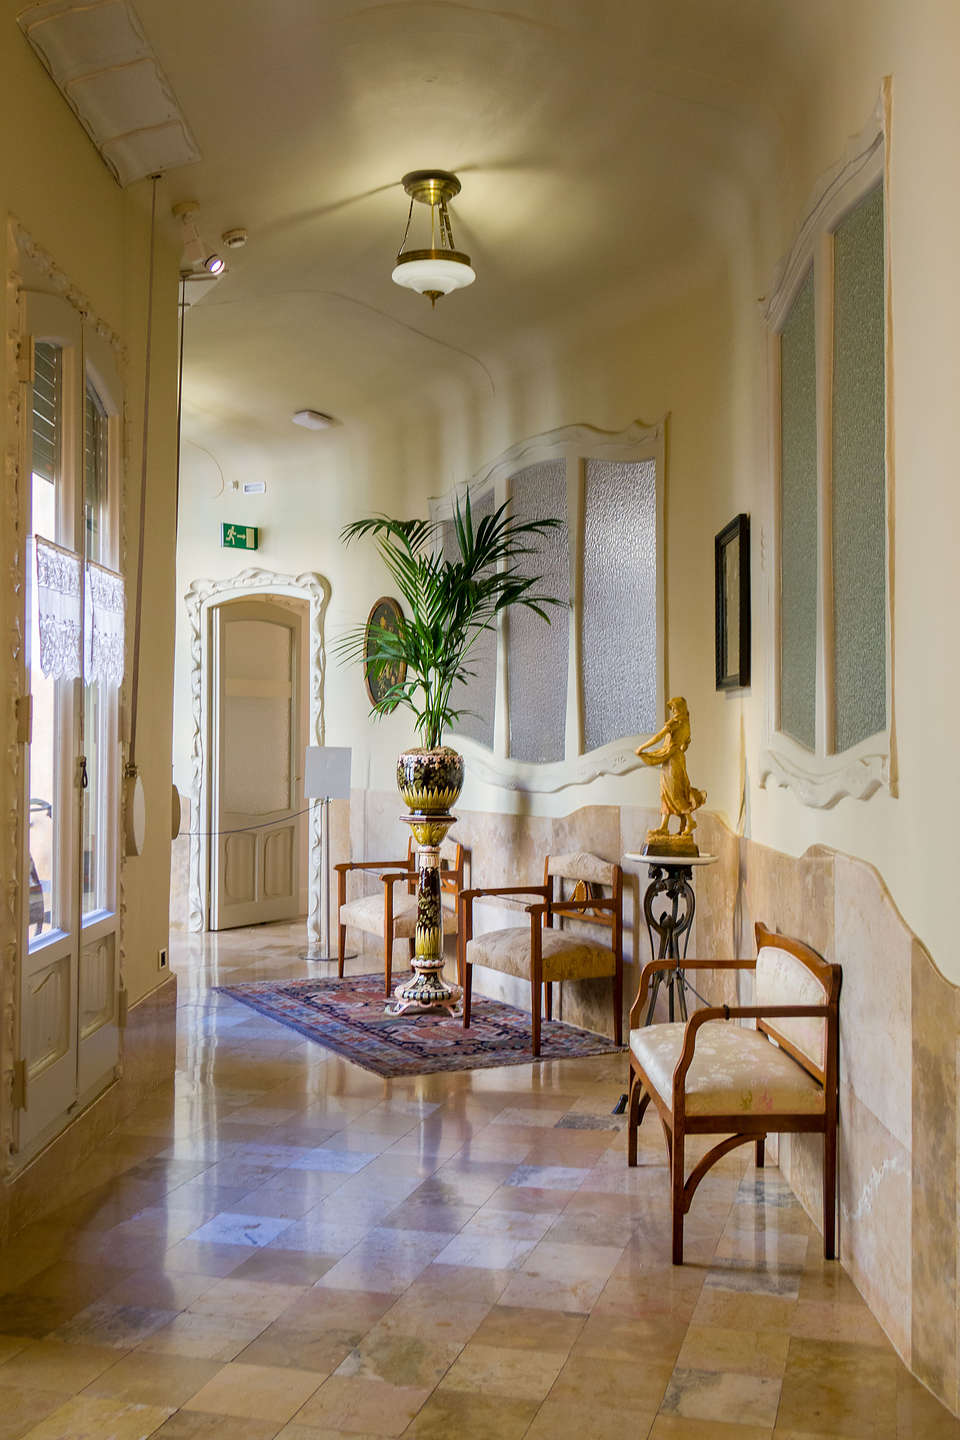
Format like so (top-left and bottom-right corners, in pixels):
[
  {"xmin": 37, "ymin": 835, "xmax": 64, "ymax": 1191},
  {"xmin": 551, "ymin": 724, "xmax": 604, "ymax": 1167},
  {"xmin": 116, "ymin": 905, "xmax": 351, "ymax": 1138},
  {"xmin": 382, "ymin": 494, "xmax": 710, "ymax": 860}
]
[{"xmin": 0, "ymin": 920, "xmax": 957, "ymax": 1439}]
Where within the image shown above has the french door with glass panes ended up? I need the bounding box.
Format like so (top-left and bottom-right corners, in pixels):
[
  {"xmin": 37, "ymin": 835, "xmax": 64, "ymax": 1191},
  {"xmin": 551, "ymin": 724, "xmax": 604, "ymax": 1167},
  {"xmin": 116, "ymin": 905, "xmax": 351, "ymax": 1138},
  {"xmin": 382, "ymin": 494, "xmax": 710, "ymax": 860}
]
[{"xmin": 18, "ymin": 292, "xmax": 123, "ymax": 1157}]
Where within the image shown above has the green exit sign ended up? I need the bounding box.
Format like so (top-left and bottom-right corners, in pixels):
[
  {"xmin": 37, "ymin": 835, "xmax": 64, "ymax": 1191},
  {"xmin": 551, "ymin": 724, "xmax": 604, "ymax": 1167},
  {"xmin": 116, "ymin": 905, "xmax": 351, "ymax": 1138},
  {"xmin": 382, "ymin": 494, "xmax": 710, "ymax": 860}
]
[{"xmin": 221, "ymin": 523, "xmax": 259, "ymax": 551}]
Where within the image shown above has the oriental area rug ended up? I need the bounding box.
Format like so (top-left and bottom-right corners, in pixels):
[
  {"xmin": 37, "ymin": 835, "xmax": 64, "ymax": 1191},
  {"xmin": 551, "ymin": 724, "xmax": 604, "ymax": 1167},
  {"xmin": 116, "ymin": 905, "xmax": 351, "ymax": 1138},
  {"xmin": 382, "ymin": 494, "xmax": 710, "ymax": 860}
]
[{"xmin": 216, "ymin": 970, "xmax": 622, "ymax": 1079}]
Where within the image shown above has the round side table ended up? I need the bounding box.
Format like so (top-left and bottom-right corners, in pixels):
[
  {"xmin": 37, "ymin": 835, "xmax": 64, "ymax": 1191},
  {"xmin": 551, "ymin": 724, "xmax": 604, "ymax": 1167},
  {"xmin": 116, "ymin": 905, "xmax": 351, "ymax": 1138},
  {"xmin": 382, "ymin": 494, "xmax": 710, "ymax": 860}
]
[{"xmin": 624, "ymin": 852, "xmax": 718, "ymax": 1024}]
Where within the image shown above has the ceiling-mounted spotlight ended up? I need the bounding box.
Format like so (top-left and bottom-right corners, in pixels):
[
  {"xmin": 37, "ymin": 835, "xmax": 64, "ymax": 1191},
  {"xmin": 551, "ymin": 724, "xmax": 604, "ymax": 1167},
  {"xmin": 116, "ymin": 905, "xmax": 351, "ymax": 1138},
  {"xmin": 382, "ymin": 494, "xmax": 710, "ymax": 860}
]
[
  {"xmin": 204, "ymin": 254, "xmax": 225, "ymax": 275},
  {"xmin": 391, "ymin": 170, "xmax": 475, "ymax": 308}
]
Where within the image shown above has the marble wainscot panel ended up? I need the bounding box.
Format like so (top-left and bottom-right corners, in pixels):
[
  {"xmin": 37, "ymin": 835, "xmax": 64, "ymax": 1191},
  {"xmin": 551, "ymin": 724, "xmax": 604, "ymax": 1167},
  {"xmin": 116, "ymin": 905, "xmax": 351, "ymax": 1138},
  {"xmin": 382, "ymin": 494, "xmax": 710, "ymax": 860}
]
[{"xmin": 0, "ymin": 974, "xmax": 178, "ymax": 1247}]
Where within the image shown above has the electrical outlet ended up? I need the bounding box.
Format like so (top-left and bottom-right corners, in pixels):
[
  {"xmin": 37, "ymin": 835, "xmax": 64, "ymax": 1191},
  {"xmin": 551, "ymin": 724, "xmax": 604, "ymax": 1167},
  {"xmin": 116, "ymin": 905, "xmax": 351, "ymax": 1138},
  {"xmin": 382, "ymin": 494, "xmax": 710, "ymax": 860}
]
[{"xmin": 157, "ymin": 947, "xmax": 168, "ymax": 971}]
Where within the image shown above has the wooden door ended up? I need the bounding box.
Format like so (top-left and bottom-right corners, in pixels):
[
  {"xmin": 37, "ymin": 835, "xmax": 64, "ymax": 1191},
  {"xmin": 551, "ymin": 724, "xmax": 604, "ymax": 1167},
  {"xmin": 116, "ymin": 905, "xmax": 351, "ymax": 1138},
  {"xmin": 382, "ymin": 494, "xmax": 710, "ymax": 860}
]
[{"xmin": 209, "ymin": 599, "xmax": 303, "ymax": 929}]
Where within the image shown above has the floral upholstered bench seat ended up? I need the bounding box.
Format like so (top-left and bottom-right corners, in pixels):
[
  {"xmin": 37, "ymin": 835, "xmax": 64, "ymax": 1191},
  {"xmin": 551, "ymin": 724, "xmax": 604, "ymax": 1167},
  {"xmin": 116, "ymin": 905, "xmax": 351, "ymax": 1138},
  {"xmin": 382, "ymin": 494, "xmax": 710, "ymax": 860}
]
[{"xmin": 630, "ymin": 1020, "xmax": 825, "ymax": 1118}]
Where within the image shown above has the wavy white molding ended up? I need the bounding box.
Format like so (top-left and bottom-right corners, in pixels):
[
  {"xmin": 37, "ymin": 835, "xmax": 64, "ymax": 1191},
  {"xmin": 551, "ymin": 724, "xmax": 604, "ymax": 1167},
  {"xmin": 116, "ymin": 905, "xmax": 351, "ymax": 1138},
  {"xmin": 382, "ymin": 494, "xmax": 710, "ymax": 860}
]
[
  {"xmin": 185, "ymin": 569, "xmax": 330, "ymax": 949},
  {"xmin": 432, "ymin": 419, "xmax": 666, "ymax": 793}
]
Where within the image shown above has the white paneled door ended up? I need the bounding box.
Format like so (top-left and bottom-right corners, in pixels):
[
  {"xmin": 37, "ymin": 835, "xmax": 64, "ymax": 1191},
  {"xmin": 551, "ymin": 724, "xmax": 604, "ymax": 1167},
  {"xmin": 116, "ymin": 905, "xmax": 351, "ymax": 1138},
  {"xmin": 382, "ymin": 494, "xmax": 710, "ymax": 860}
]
[{"xmin": 209, "ymin": 599, "xmax": 304, "ymax": 930}]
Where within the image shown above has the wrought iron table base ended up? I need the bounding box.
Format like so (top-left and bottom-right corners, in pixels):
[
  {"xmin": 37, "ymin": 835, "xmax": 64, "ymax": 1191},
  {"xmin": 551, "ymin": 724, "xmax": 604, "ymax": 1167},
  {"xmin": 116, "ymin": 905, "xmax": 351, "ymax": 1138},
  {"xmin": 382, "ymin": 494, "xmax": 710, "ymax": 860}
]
[{"xmin": 642, "ymin": 861, "xmax": 697, "ymax": 1024}]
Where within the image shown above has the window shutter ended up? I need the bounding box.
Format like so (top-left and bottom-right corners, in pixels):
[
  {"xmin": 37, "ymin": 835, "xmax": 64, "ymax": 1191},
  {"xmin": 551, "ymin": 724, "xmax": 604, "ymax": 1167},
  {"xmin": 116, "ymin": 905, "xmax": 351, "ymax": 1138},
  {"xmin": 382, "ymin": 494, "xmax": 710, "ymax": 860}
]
[{"xmin": 31, "ymin": 341, "xmax": 61, "ymax": 483}]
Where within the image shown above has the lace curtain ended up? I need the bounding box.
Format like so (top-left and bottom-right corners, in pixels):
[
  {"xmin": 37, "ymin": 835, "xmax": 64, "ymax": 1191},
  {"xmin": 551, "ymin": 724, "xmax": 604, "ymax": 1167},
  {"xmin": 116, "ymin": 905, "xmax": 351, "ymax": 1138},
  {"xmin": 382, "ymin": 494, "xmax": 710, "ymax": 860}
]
[
  {"xmin": 34, "ymin": 540, "xmax": 125, "ymax": 686},
  {"xmin": 85, "ymin": 562, "xmax": 125, "ymax": 686},
  {"xmin": 35, "ymin": 537, "xmax": 82, "ymax": 680}
]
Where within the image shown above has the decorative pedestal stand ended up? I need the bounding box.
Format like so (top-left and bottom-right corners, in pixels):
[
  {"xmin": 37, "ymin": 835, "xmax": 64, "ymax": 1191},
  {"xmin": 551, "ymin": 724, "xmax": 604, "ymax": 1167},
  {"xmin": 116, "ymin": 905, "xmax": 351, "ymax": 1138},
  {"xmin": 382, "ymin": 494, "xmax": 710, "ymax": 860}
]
[
  {"xmin": 387, "ymin": 810, "xmax": 463, "ymax": 1017},
  {"xmin": 624, "ymin": 852, "xmax": 718, "ymax": 1024}
]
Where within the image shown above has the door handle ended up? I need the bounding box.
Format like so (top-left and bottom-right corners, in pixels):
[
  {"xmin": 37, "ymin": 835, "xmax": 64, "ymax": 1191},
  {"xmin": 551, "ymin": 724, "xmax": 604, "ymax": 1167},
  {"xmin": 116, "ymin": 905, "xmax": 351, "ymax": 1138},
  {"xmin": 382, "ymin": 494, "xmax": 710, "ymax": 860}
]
[{"xmin": 78, "ymin": 756, "xmax": 88, "ymax": 790}]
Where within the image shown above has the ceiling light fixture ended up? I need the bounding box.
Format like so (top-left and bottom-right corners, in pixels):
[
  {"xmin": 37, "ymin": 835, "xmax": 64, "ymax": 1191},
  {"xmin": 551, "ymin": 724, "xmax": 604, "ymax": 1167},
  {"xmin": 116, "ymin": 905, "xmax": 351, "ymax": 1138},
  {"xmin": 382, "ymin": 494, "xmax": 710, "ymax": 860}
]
[
  {"xmin": 204, "ymin": 253, "xmax": 225, "ymax": 275},
  {"xmin": 292, "ymin": 409, "xmax": 335, "ymax": 430},
  {"xmin": 391, "ymin": 170, "xmax": 475, "ymax": 308}
]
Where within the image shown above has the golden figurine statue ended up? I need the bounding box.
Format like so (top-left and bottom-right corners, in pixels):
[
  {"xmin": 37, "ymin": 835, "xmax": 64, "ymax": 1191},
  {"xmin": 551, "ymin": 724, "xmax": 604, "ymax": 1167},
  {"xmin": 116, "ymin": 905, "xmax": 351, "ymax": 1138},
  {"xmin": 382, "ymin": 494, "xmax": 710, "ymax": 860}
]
[{"xmin": 635, "ymin": 696, "xmax": 706, "ymax": 857}]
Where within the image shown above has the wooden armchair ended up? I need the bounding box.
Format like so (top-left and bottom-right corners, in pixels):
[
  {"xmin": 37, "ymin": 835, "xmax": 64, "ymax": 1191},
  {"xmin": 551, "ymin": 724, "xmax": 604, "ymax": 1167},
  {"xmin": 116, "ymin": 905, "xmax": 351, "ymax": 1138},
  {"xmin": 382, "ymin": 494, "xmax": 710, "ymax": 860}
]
[
  {"xmin": 627, "ymin": 921, "xmax": 841, "ymax": 1264},
  {"xmin": 336, "ymin": 838, "xmax": 465, "ymax": 996},
  {"xmin": 459, "ymin": 852, "xmax": 623, "ymax": 1057}
]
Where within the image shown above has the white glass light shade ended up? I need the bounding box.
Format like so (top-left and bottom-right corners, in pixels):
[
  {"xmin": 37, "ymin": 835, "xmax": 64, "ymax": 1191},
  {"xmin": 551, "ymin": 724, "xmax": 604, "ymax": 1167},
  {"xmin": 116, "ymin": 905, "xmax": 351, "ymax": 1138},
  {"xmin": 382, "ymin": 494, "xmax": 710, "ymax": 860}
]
[{"xmin": 392, "ymin": 255, "xmax": 476, "ymax": 296}]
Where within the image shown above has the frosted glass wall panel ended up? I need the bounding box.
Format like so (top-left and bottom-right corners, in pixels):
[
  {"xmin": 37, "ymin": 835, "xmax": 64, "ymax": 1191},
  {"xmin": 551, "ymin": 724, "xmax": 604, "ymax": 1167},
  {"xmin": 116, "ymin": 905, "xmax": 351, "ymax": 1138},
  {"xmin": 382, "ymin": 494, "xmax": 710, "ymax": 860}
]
[
  {"xmin": 832, "ymin": 184, "xmax": 886, "ymax": 752},
  {"xmin": 582, "ymin": 459, "xmax": 657, "ymax": 751},
  {"xmin": 443, "ymin": 491, "xmax": 496, "ymax": 749},
  {"xmin": 779, "ymin": 266, "xmax": 818, "ymax": 751},
  {"xmin": 507, "ymin": 462, "xmax": 569, "ymax": 763}
]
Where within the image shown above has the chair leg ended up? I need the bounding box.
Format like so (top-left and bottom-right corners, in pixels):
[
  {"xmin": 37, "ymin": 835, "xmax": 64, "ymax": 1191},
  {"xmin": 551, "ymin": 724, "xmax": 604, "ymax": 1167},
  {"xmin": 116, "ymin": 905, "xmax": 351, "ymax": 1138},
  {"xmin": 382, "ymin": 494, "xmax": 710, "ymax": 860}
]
[
  {"xmin": 823, "ymin": 1120, "xmax": 837, "ymax": 1260},
  {"xmin": 756, "ymin": 1136, "xmax": 765, "ymax": 1168},
  {"xmin": 463, "ymin": 963, "xmax": 472, "ymax": 1028},
  {"xmin": 384, "ymin": 932, "xmax": 394, "ymax": 997},
  {"xmin": 531, "ymin": 977, "xmax": 541, "ymax": 1057},
  {"xmin": 408, "ymin": 938, "xmax": 416, "ymax": 960},
  {"xmin": 545, "ymin": 982, "xmax": 552, "ymax": 1022},
  {"xmin": 671, "ymin": 1128, "xmax": 685, "ymax": 1265},
  {"xmin": 613, "ymin": 966, "xmax": 623, "ymax": 1046},
  {"xmin": 338, "ymin": 923, "xmax": 346, "ymax": 978}
]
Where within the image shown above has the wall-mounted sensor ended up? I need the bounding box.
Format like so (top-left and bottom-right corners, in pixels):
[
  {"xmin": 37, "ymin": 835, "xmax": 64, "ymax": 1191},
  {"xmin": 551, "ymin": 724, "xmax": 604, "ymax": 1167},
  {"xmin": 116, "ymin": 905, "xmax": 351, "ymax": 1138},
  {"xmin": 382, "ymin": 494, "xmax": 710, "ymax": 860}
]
[
  {"xmin": 223, "ymin": 228, "xmax": 248, "ymax": 248},
  {"xmin": 243, "ymin": 481, "xmax": 266, "ymax": 494},
  {"xmin": 292, "ymin": 409, "xmax": 335, "ymax": 430}
]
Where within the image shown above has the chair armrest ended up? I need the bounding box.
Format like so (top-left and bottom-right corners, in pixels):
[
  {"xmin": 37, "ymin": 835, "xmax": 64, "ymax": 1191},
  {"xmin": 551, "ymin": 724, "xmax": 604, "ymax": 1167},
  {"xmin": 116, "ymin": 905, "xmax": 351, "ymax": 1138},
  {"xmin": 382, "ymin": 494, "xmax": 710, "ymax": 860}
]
[
  {"xmin": 379, "ymin": 871, "xmax": 417, "ymax": 886},
  {"xmin": 334, "ymin": 858, "xmax": 408, "ymax": 874},
  {"xmin": 549, "ymin": 897, "xmax": 618, "ymax": 914},
  {"xmin": 459, "ymin": 886, "xmax": 550, "ymax": 941},
  {"xmin": 629, "ymin": 957, "xmax": 757, "ymax": 1026},
  {"xmin": 671, "ymin": 1003, "xmax": 831, "ymax": 1109}
]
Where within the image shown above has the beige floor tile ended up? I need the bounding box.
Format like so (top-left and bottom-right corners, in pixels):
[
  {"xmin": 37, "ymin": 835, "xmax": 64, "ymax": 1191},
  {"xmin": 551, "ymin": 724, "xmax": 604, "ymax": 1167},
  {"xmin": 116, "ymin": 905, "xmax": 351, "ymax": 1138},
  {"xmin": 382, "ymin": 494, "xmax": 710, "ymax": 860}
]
[
  {"xmin": 402, "ymin": 1387, "xmax": 538, "ymax": 1439},
  {"xmin": 661, "ymin": 1365, "xmax": 782, "ymax": 1428},
  {"xmin": 437, "ymin": 1341, "xmax": 563, "ymax": 1401},
  {"xmin": 137, "ymin": 1311, "xmax": 271, "ymax": 1361},
  {"xmin": 777, "ymin": 1337, "xmax": 899, "ymax": 1438},
  {"xmin": 0, "ymin": 1335, "xmax": 33, "ymax": 1366},
  {"xmin": 468, "ymin": 1304, "xmax": 584, "ymax": 1354},
  {"xmin": 690, "ymin": 1287, "xmax": 798, "ymax": 1333},
  {"xmin": 151, "ymin": 1412, "xmax": 280, "ymax": 1438},
  {"xmin": 788, "ymin": 1300, "xmax": 889, "ymax": 1347},
  {"xmin": 0, "ymin": 1339, "xmax": 120, "ymax": 1392},
  {"xmin": 524, "ymin": 1398, "xmax": 647, "ymax": 1440},
  {"xmin": 0, "ymin": 1384, "xmax": 67, "ymax": 1440},
  {"xmin": 676, "ymin": 1323, "xmax": 791, "ymax": 1378},
  {"xmin": 650, "ymin": 1418, "xmax": 772, "ymax": 1438},
  {"xmin": 336, "ymin": 1331, "xmax": 461, "ymax": 1389},
  {"xmin": 296, "ymin": 1375, "xmax": 432, "ymax": 1435},
  {"xmin": 19, "ymin": 1393, "xmax": 174, "ymax": 1439},
  {"xmin": 182, "ymin": 1360, "xmax": 321, "ymax": 1422},
  {"xmin": 577, "ymin": 1308, "xmax": 688, "ymax": 1364},
  {"xmin": 550, "ymin": 1352, "xmax": 674, "ymax": 1412},
  {"xmin": 82, "ymin": 1351, "xmax": 223, "ymax": 1407},
  {"xmin": 189, "ymin": 1278, "xmax": 310, "ymax": 1322}
]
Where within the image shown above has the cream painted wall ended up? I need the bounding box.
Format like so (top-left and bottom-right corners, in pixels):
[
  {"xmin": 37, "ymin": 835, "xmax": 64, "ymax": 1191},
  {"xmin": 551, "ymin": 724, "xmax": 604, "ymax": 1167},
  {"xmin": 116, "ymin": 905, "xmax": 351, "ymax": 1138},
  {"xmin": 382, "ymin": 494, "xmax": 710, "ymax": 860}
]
[
  {"xmin": 0, "ymin": 24, "xmax": 180, "ymax": 1010},
  {"xmin": 174, "ymin": 0, "xmax": 960, "ymax": 991}
]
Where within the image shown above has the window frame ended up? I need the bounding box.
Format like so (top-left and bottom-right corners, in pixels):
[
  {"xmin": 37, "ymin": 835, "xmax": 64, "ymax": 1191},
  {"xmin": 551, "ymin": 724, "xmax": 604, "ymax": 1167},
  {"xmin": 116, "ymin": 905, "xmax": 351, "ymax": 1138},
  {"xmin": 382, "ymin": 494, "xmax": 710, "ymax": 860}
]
[
  {"xmin": 761, "ymin": 107, "xmax": 895, "ymax": 809},
  {"xmin": 429, "ymin": 419, "xmax": 665, "ymax": 794}
]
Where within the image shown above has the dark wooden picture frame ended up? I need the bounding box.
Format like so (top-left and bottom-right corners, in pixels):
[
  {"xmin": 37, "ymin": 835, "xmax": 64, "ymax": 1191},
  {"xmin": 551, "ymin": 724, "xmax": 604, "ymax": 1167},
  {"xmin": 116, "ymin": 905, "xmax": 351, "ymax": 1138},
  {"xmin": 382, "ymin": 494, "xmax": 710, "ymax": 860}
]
[
  {"xmin": 715, "ymin": 513, "xmax": 751, "ymax": 690},
  {"xmin": 364, "ymin": 595, "xmax": 407, "ymax": 705}
]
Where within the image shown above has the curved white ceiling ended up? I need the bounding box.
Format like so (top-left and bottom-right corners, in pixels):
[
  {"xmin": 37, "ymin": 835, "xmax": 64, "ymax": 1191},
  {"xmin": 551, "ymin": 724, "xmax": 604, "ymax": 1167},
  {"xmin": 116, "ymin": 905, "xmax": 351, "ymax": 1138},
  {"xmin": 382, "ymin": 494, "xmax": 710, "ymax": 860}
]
[{"xmin": 138, "ymin": 0, "xmax": 802, "ymax": 437}]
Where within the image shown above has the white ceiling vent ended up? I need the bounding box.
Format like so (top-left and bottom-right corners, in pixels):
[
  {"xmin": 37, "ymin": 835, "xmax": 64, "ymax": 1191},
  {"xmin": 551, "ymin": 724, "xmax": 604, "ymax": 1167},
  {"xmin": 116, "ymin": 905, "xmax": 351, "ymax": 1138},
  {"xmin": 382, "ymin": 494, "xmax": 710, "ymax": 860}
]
[
  {"xmin": 18, "ymin": 0, "xmax": 201, "ymax": 186},
  {"xmin": 292, "ymin": 410, "xmax": 336, "ymax": 431}
]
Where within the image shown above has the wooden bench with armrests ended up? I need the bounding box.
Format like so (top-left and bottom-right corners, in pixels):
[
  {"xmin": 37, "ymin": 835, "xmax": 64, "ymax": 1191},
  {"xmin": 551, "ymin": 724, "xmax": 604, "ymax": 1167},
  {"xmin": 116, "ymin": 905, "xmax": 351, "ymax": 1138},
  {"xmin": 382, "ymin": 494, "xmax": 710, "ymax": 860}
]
[{"xmin": 627, "ymin": 921, "xmax": 841, "ymax": 1264}]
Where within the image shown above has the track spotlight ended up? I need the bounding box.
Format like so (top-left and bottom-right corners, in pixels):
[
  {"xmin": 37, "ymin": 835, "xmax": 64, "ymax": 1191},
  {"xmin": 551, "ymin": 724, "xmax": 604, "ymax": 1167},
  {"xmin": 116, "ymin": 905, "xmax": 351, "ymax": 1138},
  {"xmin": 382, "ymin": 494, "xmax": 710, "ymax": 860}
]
[{"xmin": 204, "ymin": 254, "xmax": 225, "ymax": 275}]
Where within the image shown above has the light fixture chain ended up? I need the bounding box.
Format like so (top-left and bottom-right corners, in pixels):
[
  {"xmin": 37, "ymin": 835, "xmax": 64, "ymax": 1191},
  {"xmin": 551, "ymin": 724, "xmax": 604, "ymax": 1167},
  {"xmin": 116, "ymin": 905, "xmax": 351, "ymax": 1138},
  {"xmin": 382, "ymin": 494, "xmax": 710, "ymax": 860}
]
[{"xmin": 397, "ymin": 196, "xmax": 415, "ymax": 258}]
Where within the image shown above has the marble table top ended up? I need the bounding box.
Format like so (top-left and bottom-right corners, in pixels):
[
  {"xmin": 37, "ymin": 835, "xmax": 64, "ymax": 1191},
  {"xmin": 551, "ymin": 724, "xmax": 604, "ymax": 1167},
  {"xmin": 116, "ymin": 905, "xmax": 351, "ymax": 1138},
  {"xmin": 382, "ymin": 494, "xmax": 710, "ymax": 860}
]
[{"xmin": 623, "ymin": 852, "xmax": 718, "ymax": 867}]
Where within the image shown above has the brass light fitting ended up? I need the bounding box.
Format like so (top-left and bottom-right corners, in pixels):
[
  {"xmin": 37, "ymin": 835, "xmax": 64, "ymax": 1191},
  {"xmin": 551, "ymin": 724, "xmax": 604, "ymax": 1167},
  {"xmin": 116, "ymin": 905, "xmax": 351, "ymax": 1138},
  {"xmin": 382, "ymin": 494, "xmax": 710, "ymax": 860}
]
[{"xmin": 391, "ymin": 169, "xmax": 476, "ymax": 307}]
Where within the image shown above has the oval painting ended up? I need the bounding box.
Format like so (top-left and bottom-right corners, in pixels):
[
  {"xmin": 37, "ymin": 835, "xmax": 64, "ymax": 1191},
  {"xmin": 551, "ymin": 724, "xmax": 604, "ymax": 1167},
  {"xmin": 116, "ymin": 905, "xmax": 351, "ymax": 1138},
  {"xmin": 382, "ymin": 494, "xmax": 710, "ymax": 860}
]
[{"xmin": 364, "ymin": 595, "xmax": 408, "ymax": 705}]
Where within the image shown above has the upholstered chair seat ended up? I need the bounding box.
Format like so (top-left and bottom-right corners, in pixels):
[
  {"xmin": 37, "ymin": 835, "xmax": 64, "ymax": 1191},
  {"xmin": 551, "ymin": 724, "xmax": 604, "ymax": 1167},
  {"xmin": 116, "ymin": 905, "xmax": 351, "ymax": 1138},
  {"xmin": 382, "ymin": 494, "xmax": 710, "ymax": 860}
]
[
  {"xmin": 338, "ymin": 891, "xmax": 457, "ymax": 941},
  {"xmin": 467, "ymin": 925, "xmax": 618, "ymax": 984}
]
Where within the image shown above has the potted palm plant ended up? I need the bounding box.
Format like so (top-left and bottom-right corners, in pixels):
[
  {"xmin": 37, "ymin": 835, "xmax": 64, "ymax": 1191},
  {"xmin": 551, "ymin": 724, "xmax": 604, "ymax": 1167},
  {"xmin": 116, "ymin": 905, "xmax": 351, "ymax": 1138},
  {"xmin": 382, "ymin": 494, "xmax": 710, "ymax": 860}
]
[
  {"xmin": 338, "ymin": 489, "xmax": 561, "ymax": 1016},
  {"xmin": 339, "ymin": 488, "xmax": 561, "ymax": 816}
]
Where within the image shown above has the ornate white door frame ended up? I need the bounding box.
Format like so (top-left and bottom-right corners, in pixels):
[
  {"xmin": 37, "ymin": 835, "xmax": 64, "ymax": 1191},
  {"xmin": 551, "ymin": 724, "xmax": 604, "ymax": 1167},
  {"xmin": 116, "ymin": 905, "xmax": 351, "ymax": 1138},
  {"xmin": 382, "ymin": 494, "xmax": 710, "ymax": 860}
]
[{"xmin": 185, "ymin": 568, "xmax": 331, "ymax": 948}]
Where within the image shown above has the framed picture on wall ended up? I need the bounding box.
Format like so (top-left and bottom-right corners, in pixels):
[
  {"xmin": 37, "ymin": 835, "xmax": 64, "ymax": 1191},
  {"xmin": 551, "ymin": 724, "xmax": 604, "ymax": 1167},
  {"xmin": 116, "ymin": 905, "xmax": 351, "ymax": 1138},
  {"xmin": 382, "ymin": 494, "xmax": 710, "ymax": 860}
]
[
  {"xmin": 364, "ymin": 595, "xmax": 408, "ymax": 705},
  {"xmin": 715, "ymin": 513, "xmax": 751, "ymax": 690}
]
